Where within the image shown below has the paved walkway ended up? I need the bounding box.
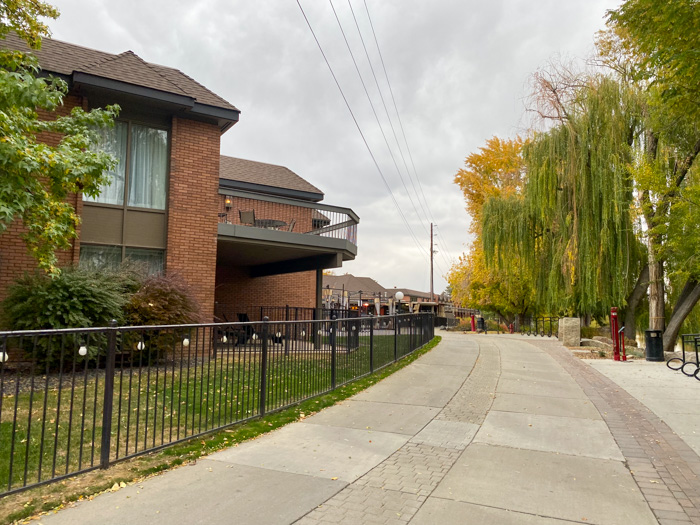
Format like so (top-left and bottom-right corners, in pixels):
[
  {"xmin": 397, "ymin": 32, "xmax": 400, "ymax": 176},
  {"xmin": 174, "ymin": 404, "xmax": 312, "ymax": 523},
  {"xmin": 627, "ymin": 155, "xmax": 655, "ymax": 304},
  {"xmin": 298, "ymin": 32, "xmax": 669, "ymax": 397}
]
[{"xmin": 36, "ymin": 332, "xmax": 700, "ymax": 525}]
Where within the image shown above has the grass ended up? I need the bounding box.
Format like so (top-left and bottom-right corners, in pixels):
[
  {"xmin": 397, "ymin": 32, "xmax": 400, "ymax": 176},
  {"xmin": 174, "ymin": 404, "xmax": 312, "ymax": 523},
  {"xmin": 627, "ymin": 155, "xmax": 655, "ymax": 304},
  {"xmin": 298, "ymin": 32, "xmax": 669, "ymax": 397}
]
[
  {"xmin": 0, "ymin": 332, "xmax": 420, "ymax": 499},
  {"xmin": 0, "ymin": 335, "xmax": 440, "ymax": 524}
]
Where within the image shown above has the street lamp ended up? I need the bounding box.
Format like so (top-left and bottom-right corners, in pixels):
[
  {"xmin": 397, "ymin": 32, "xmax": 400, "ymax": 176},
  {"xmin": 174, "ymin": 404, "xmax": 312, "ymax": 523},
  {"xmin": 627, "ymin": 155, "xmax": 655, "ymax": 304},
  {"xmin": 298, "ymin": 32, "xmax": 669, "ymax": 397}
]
[{"xmin": 394, "ymin": 291, "xmax": 404, "ymax": 315}]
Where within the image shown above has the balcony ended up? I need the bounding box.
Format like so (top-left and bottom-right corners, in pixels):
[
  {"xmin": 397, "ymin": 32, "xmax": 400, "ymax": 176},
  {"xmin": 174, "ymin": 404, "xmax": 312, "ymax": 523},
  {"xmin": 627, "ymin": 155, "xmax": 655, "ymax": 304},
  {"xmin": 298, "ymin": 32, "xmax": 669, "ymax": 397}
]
[{"xmin": 217, "ymin": 190, "xmax": 358, "ymax": 276}]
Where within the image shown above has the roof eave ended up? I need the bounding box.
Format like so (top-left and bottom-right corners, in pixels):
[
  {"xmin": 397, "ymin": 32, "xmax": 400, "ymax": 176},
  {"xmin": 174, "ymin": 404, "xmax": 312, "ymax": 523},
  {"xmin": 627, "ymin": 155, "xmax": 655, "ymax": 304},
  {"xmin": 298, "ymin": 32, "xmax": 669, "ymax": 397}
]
[
  {"xmin": 72, "ymin": 71, "xmax": 196, "ymax": 108},
  {"xmin": 72, "ymin": 72, "xmax": 240, "ymax": 133},
  {"xmin": 191, "ymin": 102, "xmax": 240, "ymax": 133},
  {"xmin": 219, "ymin": 178, "xmax": 324, "ymax": 203}
]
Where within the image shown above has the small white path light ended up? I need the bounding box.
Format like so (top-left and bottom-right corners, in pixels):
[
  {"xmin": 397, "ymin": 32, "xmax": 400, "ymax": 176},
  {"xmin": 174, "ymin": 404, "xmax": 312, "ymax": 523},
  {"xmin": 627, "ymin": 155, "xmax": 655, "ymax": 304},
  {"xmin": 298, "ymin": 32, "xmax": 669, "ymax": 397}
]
[
  {"xmin": 78, "ymin": 345, "xmax": 88, "ymax": 356},
  {"xmin": 182, "ymin": 337, "xmax": 190, "ymax": 347},
  {"xmin": 137, "ymin": 341, "xmax": 145, "ymax": 351},
  {"xmin": 0, "ymin": 351, "xmax": 8, "ymax": 363}
]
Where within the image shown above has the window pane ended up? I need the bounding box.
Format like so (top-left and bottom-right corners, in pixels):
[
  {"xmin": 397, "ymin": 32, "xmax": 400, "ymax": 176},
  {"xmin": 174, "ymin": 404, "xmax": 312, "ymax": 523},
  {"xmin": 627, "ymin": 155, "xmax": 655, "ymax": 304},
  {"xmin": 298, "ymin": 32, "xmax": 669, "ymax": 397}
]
[
  {"xmin": 125, "ymin": 247, "xmax": 164, "ymax": 276},
  {"xmin": 79, "ymin": 245, "xmax": 121, "ymax": 271},
  {"xmin": 128, "ymin": 125, "xmax": 168, "ymax": 210},
  {"xmin": 84, "ymin": 121, "xmax": 128, "ymax": 205}
]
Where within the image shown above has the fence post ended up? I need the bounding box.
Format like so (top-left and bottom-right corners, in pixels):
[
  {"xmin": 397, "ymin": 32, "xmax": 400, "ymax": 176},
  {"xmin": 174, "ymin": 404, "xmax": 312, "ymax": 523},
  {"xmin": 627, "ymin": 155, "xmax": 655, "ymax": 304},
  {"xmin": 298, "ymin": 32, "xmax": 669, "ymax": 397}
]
[
  {"xmin": 100, "ymin": 319, "xmax": 118, "ymax": 469},
  {"xmin": 369, "ymin": 319, "xmax": 374, "ymax": 373},
  {"xmin": 394, "ymin": 313, "xmax": 399, "ymax": 362},
  {"xmin": 259, "ymin": 317, "xmax": 269, "ymax": 416},
  {"xmin": 331, "ymin": 316, "xmax": 337, "ymax": 389},
  {"xmin": 284, "ymin": 305, "xmax": 290, "ymax": 356}
]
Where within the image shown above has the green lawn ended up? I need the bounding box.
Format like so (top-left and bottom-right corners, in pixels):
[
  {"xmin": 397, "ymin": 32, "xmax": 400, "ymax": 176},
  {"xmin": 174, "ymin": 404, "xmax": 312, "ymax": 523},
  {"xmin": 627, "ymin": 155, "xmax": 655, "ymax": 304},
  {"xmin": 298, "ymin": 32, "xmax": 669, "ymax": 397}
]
[{"xmin": 0, "ymin": 332, "xmax": 422, "ymax": 494}]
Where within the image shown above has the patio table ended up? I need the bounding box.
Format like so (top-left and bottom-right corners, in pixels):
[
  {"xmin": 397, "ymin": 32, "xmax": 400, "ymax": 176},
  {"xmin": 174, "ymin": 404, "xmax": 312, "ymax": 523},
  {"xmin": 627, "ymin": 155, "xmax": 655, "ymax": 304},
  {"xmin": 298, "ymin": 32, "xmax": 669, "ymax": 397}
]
[{"xmin": 255, "ymin": 219, "xmax": 287, "ymax": 230}]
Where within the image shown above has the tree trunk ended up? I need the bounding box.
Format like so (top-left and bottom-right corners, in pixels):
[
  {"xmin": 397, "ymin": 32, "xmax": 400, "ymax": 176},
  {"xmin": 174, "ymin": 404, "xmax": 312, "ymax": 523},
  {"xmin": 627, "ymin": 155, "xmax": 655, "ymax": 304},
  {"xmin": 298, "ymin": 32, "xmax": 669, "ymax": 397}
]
[
  {"xmin": 623, "ymin": 264, "xmax": 649, "ymax": 341},
  {"xmin": 663, "ymin": 278, "xmax": 700, "ymax": 353},
  {"xmin": 647, "ymin": 242, "xmax": 665, "ymax": 331}
]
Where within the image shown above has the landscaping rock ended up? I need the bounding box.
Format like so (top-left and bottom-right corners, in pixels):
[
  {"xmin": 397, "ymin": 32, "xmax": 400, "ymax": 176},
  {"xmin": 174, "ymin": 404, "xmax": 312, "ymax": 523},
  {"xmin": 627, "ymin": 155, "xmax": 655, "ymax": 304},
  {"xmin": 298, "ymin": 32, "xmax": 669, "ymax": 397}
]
[
  {"xmin": 581, "ymin": 338, "xmax": 612, "ymax": 349},
  {"xmin": 593, "ymin": 336, "xmax": 614, "ymax": 345},
  {"xmin": 559, "ymin": 317, "xmax": 581, "ymax": 347}
]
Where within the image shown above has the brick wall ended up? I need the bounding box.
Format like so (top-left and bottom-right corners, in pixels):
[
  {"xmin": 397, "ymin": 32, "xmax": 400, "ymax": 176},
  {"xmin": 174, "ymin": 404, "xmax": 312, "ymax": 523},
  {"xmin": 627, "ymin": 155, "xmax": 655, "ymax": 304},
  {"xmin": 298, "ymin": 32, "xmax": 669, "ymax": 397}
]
[
  {"xmin": 215, "ymin": 265, "xmax": 317, "ymax": 315},
  {"xmin": 166, "ymin": 117, "xmax": 221, "ymax": 321},
  {"xmin": 0, "ymin": 94, "xmax": 83, "ymax": 302},
  {"xmin": 220, "ymin": 196, "xmax": 313, "ymax": 233}
]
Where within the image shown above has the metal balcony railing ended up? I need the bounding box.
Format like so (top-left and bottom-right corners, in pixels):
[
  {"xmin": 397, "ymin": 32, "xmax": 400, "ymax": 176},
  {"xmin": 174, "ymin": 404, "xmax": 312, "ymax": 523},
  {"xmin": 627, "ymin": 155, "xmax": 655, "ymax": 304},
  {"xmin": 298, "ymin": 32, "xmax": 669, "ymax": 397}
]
[{"xmin": 218, "ymin": 191, "xmax": 358, "ymax": 246}]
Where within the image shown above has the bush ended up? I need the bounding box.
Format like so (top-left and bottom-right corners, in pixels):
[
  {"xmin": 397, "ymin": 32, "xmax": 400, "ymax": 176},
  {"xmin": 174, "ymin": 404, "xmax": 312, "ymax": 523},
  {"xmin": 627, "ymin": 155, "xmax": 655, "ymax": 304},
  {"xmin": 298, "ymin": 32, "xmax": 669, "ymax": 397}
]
[
  {"xmin": 2, "ymin": 268, "xmax": 128, "ymax": 331},
  {"xmin": 123, "ymin": 274, "xmax": 201, "ymax": 362},
  {"xmin": 1, "ymin": 268, "xmax": 130, "ymax": 366},
  {"xmin": 124, "ymin": 273, "xmax": 200, "ymax": 326}
]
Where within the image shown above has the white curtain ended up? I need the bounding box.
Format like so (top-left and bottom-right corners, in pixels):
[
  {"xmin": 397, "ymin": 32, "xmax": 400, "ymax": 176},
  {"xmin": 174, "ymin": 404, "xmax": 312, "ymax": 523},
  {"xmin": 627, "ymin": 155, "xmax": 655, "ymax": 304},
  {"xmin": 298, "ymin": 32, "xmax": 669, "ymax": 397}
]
[
  {"xmin": 128, "ymin": 125, "xmax": 168, "ymax": 210},
  {"xmin": 79, "ymin": 245, "xmax": 121, "ymax": 270},
  {"xmin": 84, "ymin": 121, "xmax": 128, "ymax": 205}
]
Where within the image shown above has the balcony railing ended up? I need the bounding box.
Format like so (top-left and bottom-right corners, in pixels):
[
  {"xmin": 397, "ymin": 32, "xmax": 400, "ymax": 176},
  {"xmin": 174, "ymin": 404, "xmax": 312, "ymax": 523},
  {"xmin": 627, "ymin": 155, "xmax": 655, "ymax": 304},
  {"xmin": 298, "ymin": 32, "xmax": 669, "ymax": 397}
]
[{"xmin": 218, "ymin": 190, "xmax": 358, "ymax": 245}]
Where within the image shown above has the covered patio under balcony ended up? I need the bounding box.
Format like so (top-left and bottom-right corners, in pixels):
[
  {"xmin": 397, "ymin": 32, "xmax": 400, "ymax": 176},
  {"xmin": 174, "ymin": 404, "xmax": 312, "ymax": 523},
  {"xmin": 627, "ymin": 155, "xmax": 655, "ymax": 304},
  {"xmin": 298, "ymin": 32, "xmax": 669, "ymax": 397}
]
[{"xmin": 214, "ymin": 189, "xmax": 359, "ymax": 322}]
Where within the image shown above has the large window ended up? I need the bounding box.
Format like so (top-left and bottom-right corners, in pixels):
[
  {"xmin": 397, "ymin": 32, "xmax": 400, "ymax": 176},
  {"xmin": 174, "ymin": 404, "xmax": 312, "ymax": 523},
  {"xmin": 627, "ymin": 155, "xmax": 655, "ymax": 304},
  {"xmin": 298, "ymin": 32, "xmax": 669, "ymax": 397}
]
[
  {"xmin": 81, "ymin": 119, "xmax": 169, "ymax": 275},
  {"xmin": 85, "ymin": 121, "xmax": 168, "ymax": 210},
  {"xmin": 80, "ymin": 245, "xmax": 164, "ymax": 276}
]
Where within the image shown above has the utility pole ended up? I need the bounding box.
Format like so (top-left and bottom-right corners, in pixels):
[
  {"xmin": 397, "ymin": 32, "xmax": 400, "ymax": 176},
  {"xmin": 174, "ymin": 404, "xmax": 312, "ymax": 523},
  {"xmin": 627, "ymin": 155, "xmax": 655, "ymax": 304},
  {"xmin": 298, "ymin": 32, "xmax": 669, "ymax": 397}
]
[{"xmin": 430, "ymin": 223, "xmax": 434, "ymax": 303}]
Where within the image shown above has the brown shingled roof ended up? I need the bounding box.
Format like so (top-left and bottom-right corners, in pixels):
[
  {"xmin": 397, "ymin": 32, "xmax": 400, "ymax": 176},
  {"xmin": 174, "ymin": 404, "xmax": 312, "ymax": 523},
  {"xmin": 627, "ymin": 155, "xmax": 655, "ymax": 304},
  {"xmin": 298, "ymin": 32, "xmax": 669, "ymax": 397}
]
[
  {"xmin": 0, "ymin": 33, "xmax": 238, "ymax": 112},
  {"xmin": 219, "ymin": 156, "xmax": 323, "ymax": 197},
  {"xmin": 322, "ymin": 274, "xmax": 388, "ymax": 295},
  {"xmin": 79, "ymin": 51, "xmax": 190, "ymax": 97}
]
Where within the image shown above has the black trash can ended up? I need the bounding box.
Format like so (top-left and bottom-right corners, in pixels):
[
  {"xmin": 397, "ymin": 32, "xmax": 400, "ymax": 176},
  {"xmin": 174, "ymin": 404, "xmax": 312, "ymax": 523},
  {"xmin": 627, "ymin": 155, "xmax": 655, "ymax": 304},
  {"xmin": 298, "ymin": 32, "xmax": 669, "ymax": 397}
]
[
  {"xmin": 476, "ymin": 317, "xmax": 486, "ymax": 332},
  {"xmin": 645, "ymin": 330, "xmax": 664, "ymax": 362}
]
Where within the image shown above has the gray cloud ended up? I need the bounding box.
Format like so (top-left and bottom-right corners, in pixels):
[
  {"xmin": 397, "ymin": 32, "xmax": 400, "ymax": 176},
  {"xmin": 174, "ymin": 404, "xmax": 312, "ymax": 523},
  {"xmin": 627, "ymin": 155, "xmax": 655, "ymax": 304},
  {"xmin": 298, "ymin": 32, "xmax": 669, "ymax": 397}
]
[{"xmin": 49, "ymin": 0, "xmax": 617, "ymax": 293}]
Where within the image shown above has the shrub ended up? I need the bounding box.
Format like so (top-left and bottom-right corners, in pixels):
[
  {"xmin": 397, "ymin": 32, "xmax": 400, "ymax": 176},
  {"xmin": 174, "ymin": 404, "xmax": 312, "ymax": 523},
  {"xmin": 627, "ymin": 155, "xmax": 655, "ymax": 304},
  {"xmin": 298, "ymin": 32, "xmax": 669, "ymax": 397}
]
[
  {"xmin": 123, "ymin": 274, "xmax": 201, "ymax": 361},
  {"xmin": 124, "ymin": 273, "xmax": 200, "ymax": 327},
  {"xmin": 1, "ymin": 268, "xmax": 129, "ymax": 366},
  {"xmin": 2, "ymin": 268, "xmax": 127, "ymax": 331}
]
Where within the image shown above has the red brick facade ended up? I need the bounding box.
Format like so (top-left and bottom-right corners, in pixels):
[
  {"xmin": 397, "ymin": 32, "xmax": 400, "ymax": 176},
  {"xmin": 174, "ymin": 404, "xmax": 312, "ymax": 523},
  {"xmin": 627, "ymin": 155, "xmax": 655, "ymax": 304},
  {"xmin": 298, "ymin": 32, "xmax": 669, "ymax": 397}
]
[
  {"xmin": 166, "ymin": 117, "xmax": 221, "ymax": 320},
  {"xmin": 1, "ymin": 99, "xmax": 324, "ymax": 320},
  {"xmin": 0, "ymin": 94, "xmax": 83, "ymax": 302},
  {"xmin": 220, "ymin": 196, "xmax": 314, "ymax": 233},
  {"xmin": 215, "ymin": 266, "xmax": 317, "ymax": 313}
]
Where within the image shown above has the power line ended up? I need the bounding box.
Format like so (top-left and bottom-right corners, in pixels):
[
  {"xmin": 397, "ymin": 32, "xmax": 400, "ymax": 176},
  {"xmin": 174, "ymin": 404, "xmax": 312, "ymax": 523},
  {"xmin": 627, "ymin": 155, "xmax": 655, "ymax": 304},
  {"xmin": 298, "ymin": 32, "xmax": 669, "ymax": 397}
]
[
  {"xmin": 295, "ymin": 0, "xmax": 429, "ymax": 259},
  {"xmin": 345, "ymin": 0, "xmax": 433, "ymax": 232},
  {"xmin": 361, "ymin": 0, "xmax": 457, "ymax": 269},
  {"xmin": 328, "ymin": 0, "xmax": 429, "ymax": 239},
  {"xmin": 361, "ymin": 0, "xmax": 435, "ymax": 223}
]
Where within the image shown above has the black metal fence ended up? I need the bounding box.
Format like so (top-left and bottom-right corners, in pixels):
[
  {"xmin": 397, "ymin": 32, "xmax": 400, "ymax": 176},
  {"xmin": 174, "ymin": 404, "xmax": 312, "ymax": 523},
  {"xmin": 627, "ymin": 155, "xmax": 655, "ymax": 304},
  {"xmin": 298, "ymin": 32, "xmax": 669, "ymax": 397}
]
[
  {"xmin": 215, "ymin": 304, "xmax": 357, "ymax": 324},
  {"xmin": 519, "ymin": 317, "xmax": 559, "ymax": 337},
  {"xmin": 0, "ymin": 313, "xmax": 434, "ymax": 496}
]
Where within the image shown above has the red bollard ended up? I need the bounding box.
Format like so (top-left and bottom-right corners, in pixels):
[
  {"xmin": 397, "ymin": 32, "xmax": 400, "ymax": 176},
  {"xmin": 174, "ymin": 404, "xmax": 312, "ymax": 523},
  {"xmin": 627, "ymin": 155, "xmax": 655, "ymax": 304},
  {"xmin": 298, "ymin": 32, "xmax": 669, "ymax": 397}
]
[
  {"xmin": 470, "ymin": 314, "xmax": 476, "ymax": 332},
  {"xmin": 611, "ymin": 307, "xmax": 620, "ymax": 361},
  {"xmin": 621, "ymin": 331, "xmax": 627, "ymax": 361},
  {"xmin": 509, "ymin": 323, "xmax": 514, "ymax": 334}
]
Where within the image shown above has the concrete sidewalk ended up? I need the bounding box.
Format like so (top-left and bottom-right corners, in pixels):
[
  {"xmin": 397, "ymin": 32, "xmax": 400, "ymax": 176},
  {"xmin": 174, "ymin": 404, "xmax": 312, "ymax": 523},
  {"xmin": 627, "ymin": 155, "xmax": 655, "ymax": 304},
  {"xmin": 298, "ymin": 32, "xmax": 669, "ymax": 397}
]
[
  {"xmin": 586, "ymin": 359, "xmax": 700, "ymax": 457},
  {"xmin": 35, "ymin": 332, "xmax": 699, "ymax": 524}
]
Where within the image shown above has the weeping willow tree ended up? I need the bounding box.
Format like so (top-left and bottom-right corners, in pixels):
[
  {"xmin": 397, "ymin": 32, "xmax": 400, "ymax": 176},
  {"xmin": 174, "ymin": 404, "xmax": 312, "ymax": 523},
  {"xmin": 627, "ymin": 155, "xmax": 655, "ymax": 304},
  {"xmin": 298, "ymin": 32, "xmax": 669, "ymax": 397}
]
[{"xmin": 483, "ymin": 75, "xmax": 646, "ymax": 319}]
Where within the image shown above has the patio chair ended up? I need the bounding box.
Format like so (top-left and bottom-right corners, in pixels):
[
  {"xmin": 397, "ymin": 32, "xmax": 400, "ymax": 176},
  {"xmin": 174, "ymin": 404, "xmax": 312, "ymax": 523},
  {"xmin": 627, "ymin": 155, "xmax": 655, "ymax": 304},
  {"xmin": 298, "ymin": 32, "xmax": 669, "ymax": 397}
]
[
  {"xmin": 237, "ymin": 312, "xmax": 256, "ymax": 343},
  {"xmin": 239, "ymin": 209, "xmax": 255, "ymax": 225},
  {"xmin": 287, "ymin": 218, "xmax": 296, "ymax": 232}
]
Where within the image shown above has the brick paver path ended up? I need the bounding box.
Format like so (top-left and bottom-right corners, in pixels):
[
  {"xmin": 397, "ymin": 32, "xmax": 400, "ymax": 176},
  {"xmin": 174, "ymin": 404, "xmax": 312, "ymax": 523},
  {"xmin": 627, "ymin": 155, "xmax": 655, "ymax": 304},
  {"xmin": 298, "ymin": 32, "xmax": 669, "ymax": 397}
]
[
  {"xmin": 295, "ymin": 339, "xmax": 501, "ymax": 524},
  {"xmin": 530, "ymin": 338, "xmax": 700, "ymax": 525},
  {"xmin": 298, "ymin": 334, "xmax": 700, "ymax": 525}
]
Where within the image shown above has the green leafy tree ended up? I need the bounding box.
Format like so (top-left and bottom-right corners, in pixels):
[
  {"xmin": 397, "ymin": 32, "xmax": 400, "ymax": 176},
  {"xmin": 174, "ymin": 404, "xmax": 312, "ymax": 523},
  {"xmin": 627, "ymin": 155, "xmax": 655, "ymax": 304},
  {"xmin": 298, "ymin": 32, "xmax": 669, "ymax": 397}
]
[
  {"xmin": 448, "ymin": 136, "xmax": 535, "ymax": 322},
  {"xmin": 605, "ymin": 3, "xmax": 700, "ymax": 349},
  {"xmin": 483, "ymin": 69, "xmax": 647, "ymax": 323},
  {"xmin": 606, "ymin": 0, "xmax": 700, "ymax": 121},
  {"xmin": 0, "ymin": 0, "xmax": 119, "ymax": 274}
]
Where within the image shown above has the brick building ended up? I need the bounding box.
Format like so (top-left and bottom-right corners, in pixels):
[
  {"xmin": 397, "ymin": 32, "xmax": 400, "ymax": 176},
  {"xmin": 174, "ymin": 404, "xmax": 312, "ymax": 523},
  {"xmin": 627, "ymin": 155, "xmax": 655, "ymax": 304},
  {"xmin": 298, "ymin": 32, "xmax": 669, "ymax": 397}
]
[{"xmin": 0, "ymin": 35, "xmax": 358, "ymax": 321}]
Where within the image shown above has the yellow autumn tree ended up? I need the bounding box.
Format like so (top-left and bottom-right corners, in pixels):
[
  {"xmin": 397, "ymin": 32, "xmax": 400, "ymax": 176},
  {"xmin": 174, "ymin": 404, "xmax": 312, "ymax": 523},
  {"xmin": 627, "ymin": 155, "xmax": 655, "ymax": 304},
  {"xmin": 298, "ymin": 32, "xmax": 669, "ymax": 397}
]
[{"xmin": 448, "ymin": 136, "xmax": 535, "ymax": 321}]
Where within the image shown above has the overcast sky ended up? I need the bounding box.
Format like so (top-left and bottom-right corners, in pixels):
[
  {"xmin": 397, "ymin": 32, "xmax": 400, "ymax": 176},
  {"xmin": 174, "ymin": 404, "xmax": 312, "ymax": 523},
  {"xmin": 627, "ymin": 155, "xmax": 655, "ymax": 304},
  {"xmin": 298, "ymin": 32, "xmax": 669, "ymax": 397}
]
[{"xmin": 49, "ymin": 0, "xmax": 619, "ymax": 294}]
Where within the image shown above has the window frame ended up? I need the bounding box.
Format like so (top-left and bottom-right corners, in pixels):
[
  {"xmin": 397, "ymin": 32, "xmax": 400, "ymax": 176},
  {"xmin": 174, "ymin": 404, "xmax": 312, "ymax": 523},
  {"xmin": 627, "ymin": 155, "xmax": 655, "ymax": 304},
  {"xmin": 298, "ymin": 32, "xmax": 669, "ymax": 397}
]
[{"xmin": 82, "ymin": 117, "xmax": 171, "ymax": 266}]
